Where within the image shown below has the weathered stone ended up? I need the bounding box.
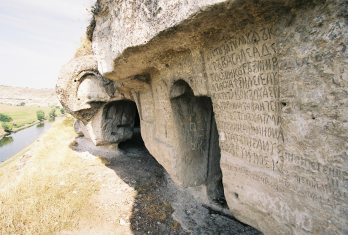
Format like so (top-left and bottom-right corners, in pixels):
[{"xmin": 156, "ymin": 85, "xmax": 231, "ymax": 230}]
[
  {"xmin": 56, "ymin": 56, "xmax": 137, "ymax": 146},
  {"xmin": 73, "ymin": 119, "xmax": 84, "ymax": 136},
  {"xmin": 57, "ymin": 0, "xmax": 348, "ymax": 234}
]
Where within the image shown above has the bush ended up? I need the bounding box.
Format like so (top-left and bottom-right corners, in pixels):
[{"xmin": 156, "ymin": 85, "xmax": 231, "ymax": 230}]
[
  {"xmin": 20, "ymin": 102, "xmax": 25, "ymax": 106},
  {"xmin": 60, "ymin": 108, "xmax": 65, "ymax": 114},
  {"xmin": 37, "ymin": 110, "xmax": 45, "ymax": 121},
  {"xmin": 49, "ymin": 109, "xmax": 56, "ymax": 117},
  {"xmin": 2, "ymin": 122, "xmax": 13, "ymax": 132},
  {"xmin": 74, "ymin": 37, "xmax": 92, "ymax": 58},
  {"xmin": 0, "ymin": 113, "xmax": 13, "ymax": 122},
  {"xmin": 63, "ymin": 116, "xmax": 74, "ymax": 127},
  {"xmin": 86, "ymin": 1, "xmax": 104, "ymax": 42}
]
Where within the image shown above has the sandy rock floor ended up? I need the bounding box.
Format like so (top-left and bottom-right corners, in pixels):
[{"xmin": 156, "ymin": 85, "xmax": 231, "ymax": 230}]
[{"xmin": 60, "ymin": 132, "xmax": 262, "ymax": 235}]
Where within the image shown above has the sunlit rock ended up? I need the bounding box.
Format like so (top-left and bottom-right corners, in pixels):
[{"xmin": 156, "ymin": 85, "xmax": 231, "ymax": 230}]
[
  {"xmin": 57, "ymin": 1, "xmax": 348, "ymax": 234},
  {"xmin": 56, "ymin": 56, "xmax": 137, "ymax": 146}
]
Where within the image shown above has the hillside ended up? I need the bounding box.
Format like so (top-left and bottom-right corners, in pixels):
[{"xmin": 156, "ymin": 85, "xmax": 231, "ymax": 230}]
[
  {"xmin": 0, "ymin": 85, "xmax": 60, "ymax": 107},
  {"xmin": 0, "ymin": 117, "xmax": 260, "ymax": 234}
]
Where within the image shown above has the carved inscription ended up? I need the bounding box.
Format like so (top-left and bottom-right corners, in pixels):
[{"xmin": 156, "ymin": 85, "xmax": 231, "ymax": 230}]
[
  {"xmin": 221, "ymin": 159, "xmax": 348, "ymax": 206},
  {"xmin": 283, "ymin": 151, "xmax": 348, "ymax": 201},
  {"xmin": 205, "ymin": 27, "xmax": 282, "ymax": 171}
]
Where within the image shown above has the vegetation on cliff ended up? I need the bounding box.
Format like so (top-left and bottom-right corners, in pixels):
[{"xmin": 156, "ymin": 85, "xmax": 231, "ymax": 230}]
[
  {"xmin": 74, "ymin": 0, "xmax": 108, "ymax": 58},
  {"xmin": 86, "ymin": 0, "xmax": 101, "ymax": 42},
  {"xmin": 74, "ymin": 37, "xmax": 92, "ymax": 58}
]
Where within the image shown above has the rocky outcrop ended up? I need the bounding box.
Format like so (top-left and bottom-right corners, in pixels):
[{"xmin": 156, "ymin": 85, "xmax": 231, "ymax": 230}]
[
  {"xmin": 56, "ymin": 56, "xmax": 137, "ymax": 146},
  {"xmin": 57, "ymin": 0, "xmax": 348, "ymax": 234}
]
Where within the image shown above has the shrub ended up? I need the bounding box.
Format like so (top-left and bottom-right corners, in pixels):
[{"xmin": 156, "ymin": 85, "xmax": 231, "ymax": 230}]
[
  {"xmin": 85, "ymin": 1, "xmax": 108, "ymax": 42},
  {"xmin": 2, "ymin": 122, "xmax": 13, "ymax": 132},
  {"xmin": 63, "ymin": 116, "xmax": 74, "ymax": 127},
  {"xmin": 86, "ymin": 17, "xmax": 96, "ymax": 42},
  {"xmin": 74, "ymin": 37, "xmax": 92, "ymax": 58},
  {"xmin": 20, "ymin": 102, "xmax": 25, "ymax": 106},
  {"xmin": 49, "ymin": 109, "xmax": 56, "ymax": 117},
  {"xmin": 0, "ymin": 113, "xmax": 13, "ymax": 122},
  {"xmin": 60, "ymin": 108, "xmax": 65, "ymax": 114},
  {"xmin": 37, "ymin": 110, "xmax": 45, "ymax": 121}
]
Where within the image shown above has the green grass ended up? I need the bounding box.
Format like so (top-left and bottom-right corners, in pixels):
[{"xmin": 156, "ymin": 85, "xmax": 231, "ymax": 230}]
[{"xmin": 0, "ymin": 104, "xmax": 54, "ymax": 134}]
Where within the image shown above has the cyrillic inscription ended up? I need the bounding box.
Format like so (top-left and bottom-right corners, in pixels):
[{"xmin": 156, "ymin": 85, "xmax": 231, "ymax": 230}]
[{"xmin": 205, "ymin": 27, "xmax": 282, "ymax": 171}]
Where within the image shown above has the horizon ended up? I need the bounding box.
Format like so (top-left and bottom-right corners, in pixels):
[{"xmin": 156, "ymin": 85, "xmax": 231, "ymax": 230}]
[
  {"xmin": 0, "ymin": 84, "xmax": 55, "ymax": 89},
  {"xmin": 0, "ymin": 0, "xmax": 94, "ymax": 89}
]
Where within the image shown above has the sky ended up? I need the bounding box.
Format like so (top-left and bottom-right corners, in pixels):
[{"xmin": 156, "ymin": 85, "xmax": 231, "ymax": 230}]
[{"xmin": 0, "ymin": 0, "xmax": 94, "ymax": 89}]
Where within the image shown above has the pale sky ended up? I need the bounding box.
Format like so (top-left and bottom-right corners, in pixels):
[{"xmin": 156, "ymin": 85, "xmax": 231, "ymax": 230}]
[{"xmin": 0, "ymin": 0, "xmax": 94, "ymax": 89}]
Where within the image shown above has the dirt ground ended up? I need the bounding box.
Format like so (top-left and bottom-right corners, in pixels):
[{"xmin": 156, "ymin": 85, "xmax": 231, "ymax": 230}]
[{"xmin": 60, "ymin": 130, "xmax": 263, "ymax": 235}]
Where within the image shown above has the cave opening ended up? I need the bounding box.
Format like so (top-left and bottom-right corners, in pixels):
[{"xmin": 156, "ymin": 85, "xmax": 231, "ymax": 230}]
[
  {"xmin": 102, "ymin": 100, "xmax": 138, "ymax": 144},
  {"xmin": 118, "ymin": 101, "xmax": 145, "ymax": 150},
  {"xmin": 170, "ymin": 80, "xmax": 226, "ymax": 207}
]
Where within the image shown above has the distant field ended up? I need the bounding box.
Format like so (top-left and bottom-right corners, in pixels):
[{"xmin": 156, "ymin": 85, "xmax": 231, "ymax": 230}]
[
  {"xmin": 0, "ymin": 104, "xmax": 59, "ymax": 135},
  {"xmin": 0, "ymin": 85, "xmax": 60, "ymax": 107}
]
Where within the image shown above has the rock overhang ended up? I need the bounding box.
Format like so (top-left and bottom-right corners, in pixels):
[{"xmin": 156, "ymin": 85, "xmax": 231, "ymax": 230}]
[
  {"xmin": 57, "ymin": 0, "xmax": 348, "ymax": 234},
  {"xmin": 93, "ymin": 0, "xmax": 313, "ymax": 82}
]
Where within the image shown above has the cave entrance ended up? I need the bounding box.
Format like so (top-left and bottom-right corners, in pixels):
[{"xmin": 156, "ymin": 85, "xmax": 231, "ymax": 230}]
[
  {"xmin": 117, "ymin": 101, "xmax": 145, "ymax": 150},
  {"xmin": 170, "ymin": 80, "xmax": 226, "ymax": 206},
  {"xmin": 102, "ymin": 100, "xmax": 138, "ymax": 144}
]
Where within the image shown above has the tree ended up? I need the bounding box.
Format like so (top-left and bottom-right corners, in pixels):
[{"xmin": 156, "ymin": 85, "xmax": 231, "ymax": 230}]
[
  {"xmin": 60, "ymin": 108, "xmax": 65, "ymax": 114},
  {"xmin": 20, "ymin": 102, "xmax": 25, "ymax": 106},
  {"xmin": 0, "ymin": 113, "xmax": 13, "ymax": 122},
  {"xmin": 0, "ymin": 136, "xmax": 13, "ymax": 147},
  {"xmin": 2, "ymin": 122, "xmax": 13, "ymax": 132},
  {"xmin": 36, "ymin": 110, "xmax": 45, "ymax": 121},
  {"xmin": 49, "ymin": 109, "xmax": 56, "ymax": 117}
]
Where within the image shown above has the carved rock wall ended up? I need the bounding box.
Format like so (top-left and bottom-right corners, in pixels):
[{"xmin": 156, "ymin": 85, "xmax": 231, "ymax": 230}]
[
  {"xmin": 58, "ymin": 0, "xmax": 348, "ymax": 234},
  {"xmin": 56, "ymin": 56, "xmax": 137, "ymax": 146}
]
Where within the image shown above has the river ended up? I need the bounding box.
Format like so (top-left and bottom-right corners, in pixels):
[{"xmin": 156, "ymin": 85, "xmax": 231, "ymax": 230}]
[{"xmin": 0, "ymin": 117, "xmax": 63, "ymax": 163}]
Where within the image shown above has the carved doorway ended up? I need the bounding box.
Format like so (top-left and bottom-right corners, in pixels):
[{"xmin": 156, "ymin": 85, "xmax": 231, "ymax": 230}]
[
  {"xmin": 170, "ymin": 80, "xmax": 226, "ymax": 205},
  {"xmin": 117, "ymin": 101, "xmax": 144, "ymax": 150}
]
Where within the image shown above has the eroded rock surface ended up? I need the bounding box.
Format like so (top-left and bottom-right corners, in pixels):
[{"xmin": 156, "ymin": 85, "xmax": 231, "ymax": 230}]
[
  {"xmin": 57, "ymin": 0, "xmax": 348, "ymax": 234},
  {"xmin": 56, "ymin": 56, "xmax": 137, "ymax": 146}
]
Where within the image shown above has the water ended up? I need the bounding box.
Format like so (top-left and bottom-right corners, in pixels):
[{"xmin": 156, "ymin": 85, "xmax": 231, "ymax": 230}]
[{"xmin": 0, "ymin": 117, "xmax": 62, "ymax": 162}]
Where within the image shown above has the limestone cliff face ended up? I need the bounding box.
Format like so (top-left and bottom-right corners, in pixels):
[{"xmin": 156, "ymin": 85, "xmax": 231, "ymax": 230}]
[
  {"xmin": 57, "ymin": 0, "xmax": 348, "ymax": 234},
  {"xmin": 92, "ymin": 0, "xmax": 227, "ymax": 75}
]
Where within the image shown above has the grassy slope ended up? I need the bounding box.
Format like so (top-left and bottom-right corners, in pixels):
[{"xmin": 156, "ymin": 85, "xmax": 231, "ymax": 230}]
[{"xmin": 0, "ymin": 117, "xmax": 100, "ymax": 234}]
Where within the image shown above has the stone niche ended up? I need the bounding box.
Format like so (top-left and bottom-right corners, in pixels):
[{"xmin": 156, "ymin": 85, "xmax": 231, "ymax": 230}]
[
  {"xmin": 56, "ymin": 56, "xmax": 138, "ymax": 147},
  {"xmin": 57, "ymin": 0, "xmax": 348, "ymax": 234}
]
